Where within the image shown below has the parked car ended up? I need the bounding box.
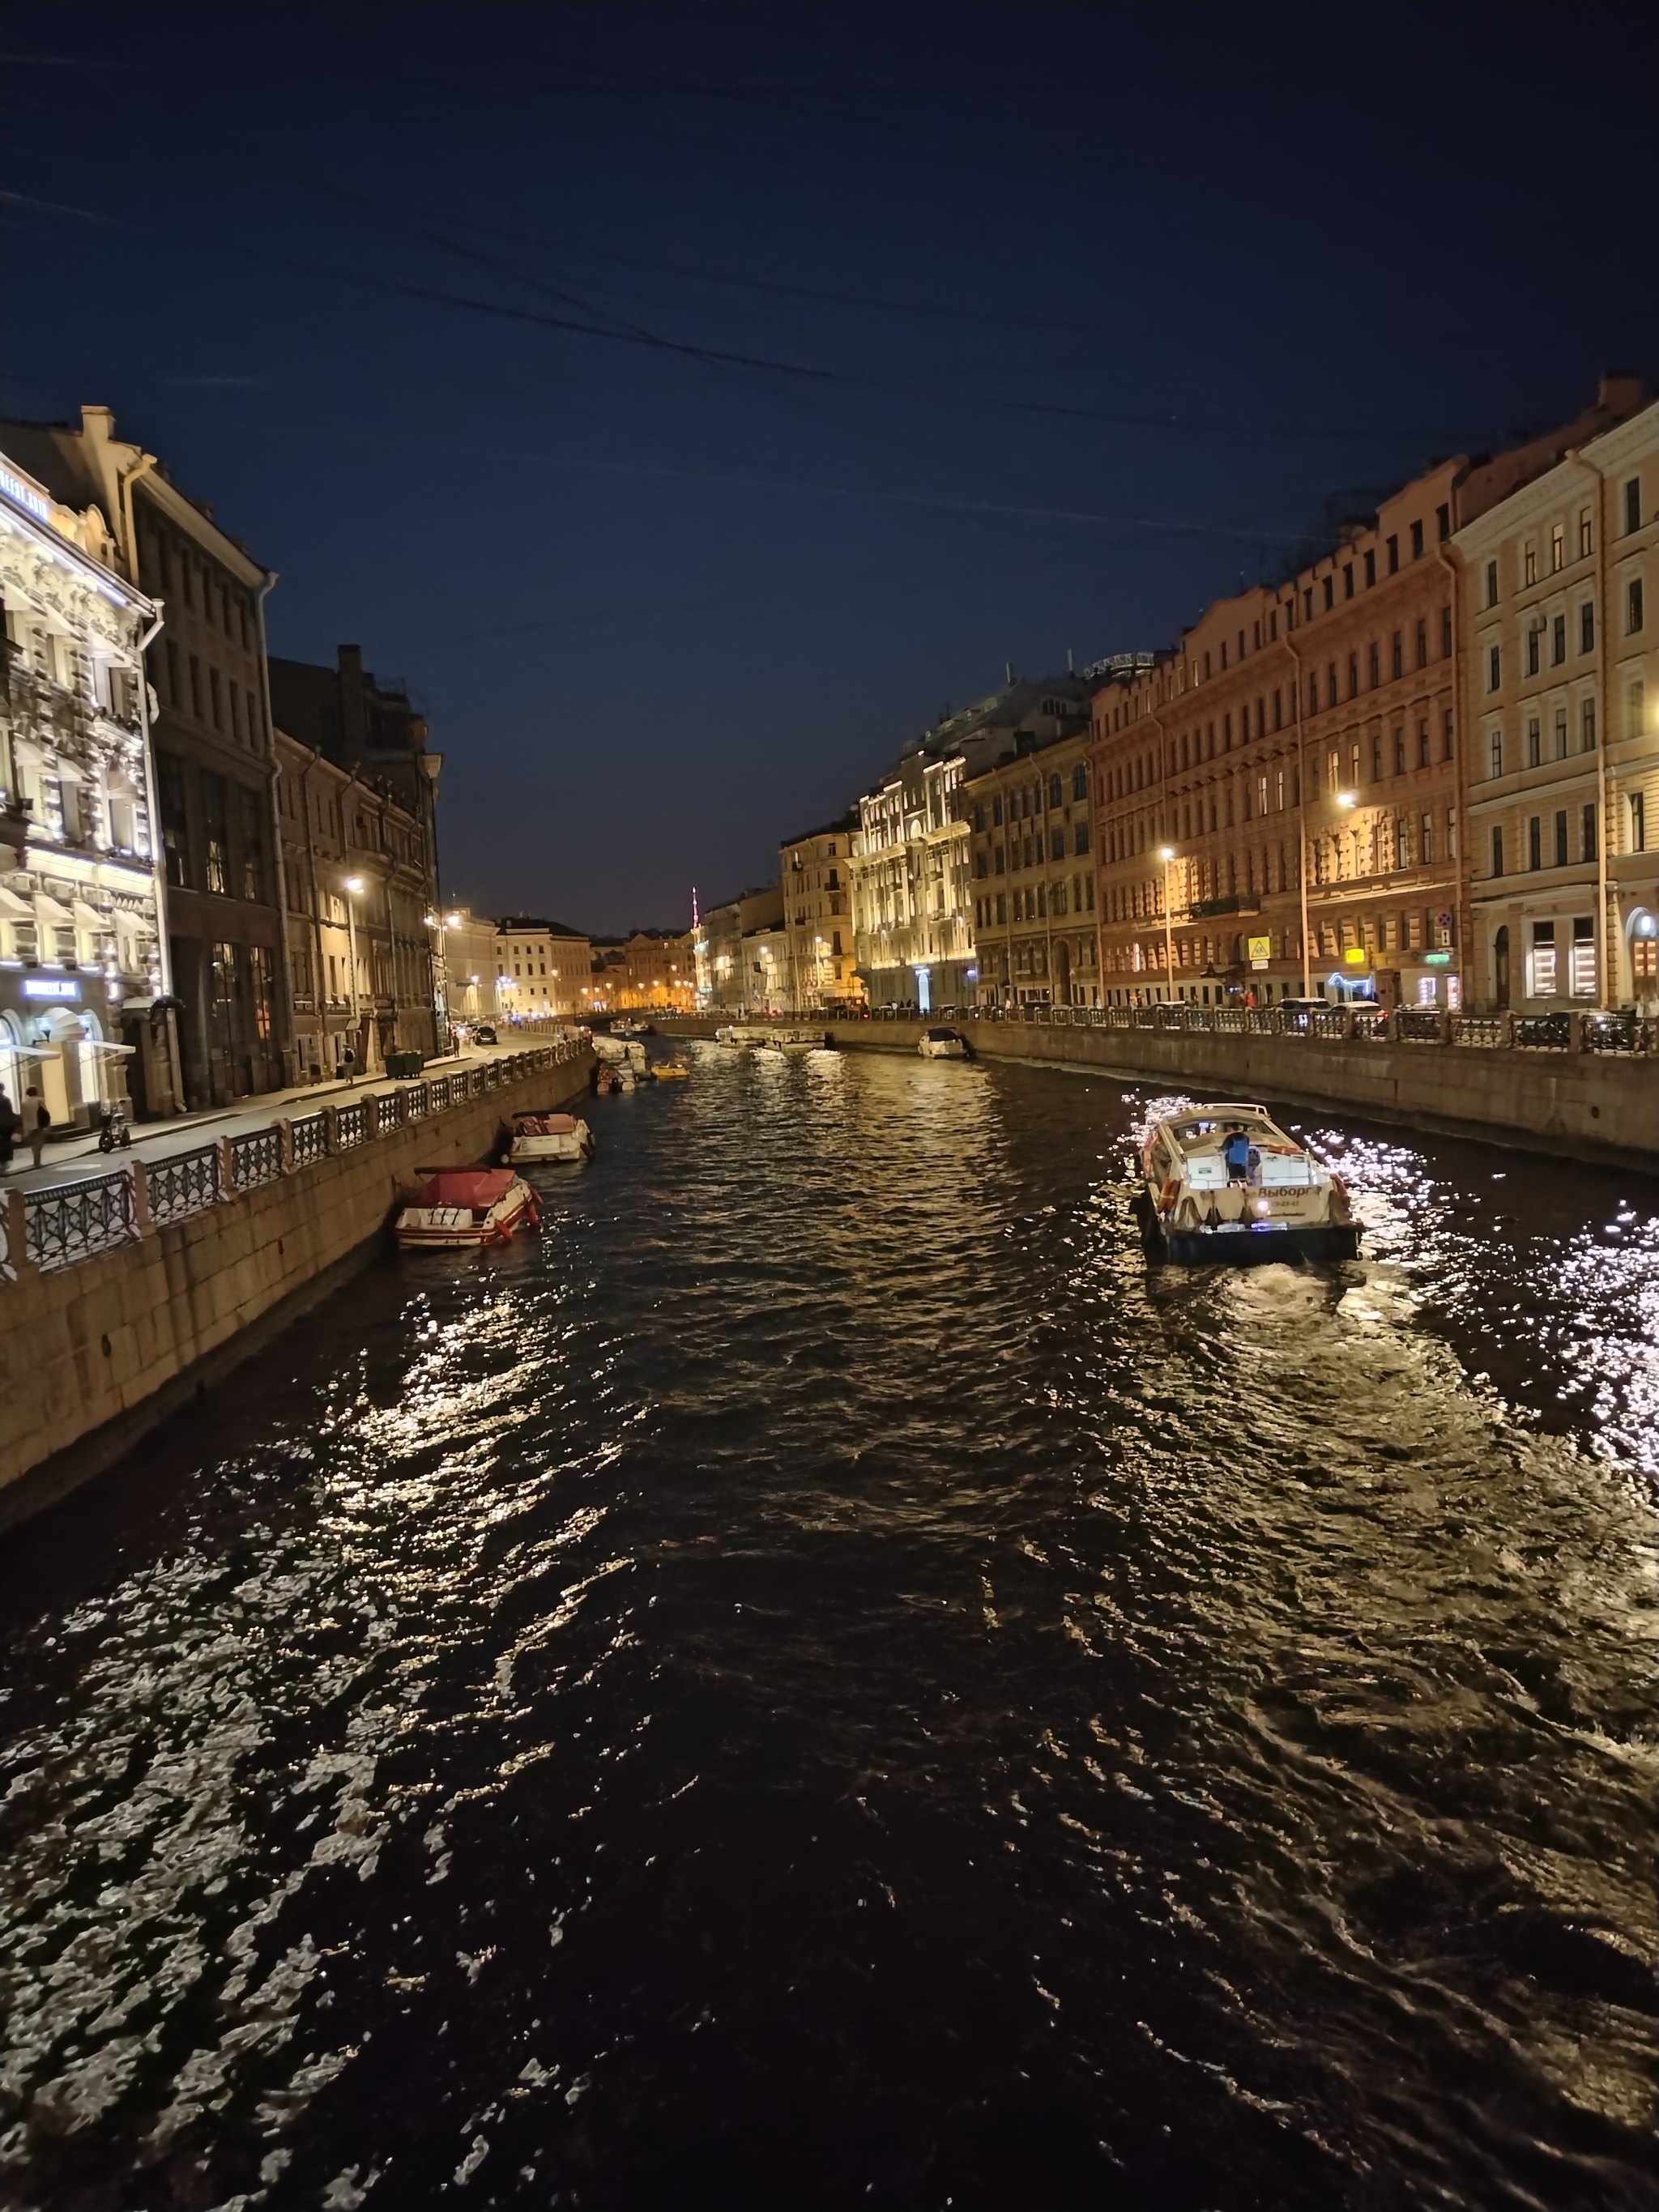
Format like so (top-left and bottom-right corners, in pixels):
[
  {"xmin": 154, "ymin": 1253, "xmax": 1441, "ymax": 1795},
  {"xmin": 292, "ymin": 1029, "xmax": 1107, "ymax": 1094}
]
[{"xmin": 474, "ymin": 1023, "xmax": 497, "ymax": 1045}]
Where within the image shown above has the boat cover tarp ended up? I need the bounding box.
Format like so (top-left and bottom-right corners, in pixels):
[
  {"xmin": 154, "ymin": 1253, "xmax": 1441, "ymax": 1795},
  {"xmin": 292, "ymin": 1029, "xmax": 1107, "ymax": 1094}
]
[{"xmin": 416, "ymin": 1169, "xmax": 518, "ymax": 1210}]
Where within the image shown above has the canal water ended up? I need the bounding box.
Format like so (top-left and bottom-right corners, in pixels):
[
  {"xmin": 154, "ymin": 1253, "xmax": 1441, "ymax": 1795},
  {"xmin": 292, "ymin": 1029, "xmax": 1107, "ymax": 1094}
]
[{"xmin": 2, "ymin": 1044, "xmax": 1654, "ymax": 2212}]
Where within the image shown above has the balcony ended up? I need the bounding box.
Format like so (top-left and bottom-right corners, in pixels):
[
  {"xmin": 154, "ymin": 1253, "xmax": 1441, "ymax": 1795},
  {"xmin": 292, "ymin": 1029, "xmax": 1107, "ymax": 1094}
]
[{"xmin": 1184, "ymin": 893, "xmax": 1261, "ymax": 919}]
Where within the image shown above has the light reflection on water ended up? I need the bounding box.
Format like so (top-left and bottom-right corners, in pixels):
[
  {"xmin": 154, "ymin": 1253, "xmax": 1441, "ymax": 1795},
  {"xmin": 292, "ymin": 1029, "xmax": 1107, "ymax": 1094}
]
[{"xmin": 1, "ymin": 1044, "xmax": 1654, "ymax": 2212}]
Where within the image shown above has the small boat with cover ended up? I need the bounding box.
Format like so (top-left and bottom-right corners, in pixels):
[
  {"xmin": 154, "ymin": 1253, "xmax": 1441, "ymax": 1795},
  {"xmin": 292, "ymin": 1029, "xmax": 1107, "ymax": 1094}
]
[
  {"xmin": 394, "ymin": 1166, "xmax": 540, "ymax": 1251},
  {"xmin": 508, "ymin": 1110, "xmax": 593, "ymax": 1163}
]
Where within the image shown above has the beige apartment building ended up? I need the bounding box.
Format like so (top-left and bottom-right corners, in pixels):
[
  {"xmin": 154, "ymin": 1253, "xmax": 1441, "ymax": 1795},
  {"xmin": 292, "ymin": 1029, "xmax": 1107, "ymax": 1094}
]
[
  {"xmin": 441, "ymin": 909, "xmax": 500, "ymax": 1022},
  {"xmin": 851, "ymin": 680, "xmax": 1093, "ymax": 1011},
  {"xmin": 966, "ymin": 718, "xmax": 1099, "ymax": 1008},
  {"xmin": 275, "ymin": 728, "xmax": 440, "ymax": 1075},
  {"xmin": 780, "ymin": 811, "xmax": 857, "ymax": 1010},
  {"xmin": 495, "ymin": 916, "xmax": 590, "ymax": 1018},
  {"xmin": 1461, "ymin": 400, "xmax": 1657, "ymax": 1012}
]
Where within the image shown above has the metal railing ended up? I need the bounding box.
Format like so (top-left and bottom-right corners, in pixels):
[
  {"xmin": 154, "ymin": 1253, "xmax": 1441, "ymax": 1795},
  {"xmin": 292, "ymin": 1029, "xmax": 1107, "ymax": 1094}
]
[
  {"xmin": 229, "ymin": 1128, "xmax": 283, "ymax": 1191},
  {"xmin": 1583, "ymin": 1012, "xmax": 1653, "ymax": 1055},
  {"xmin": 24, "ymin": 1170, "xmax": 139, "ymax": 1271},
  {"xmin": 290, "ymin": 1112, "xmax": 327, "ymax": 1166},
  {"xmin": 1395, "ymin": 1009, "xmax": 1444, "ymax": 1043},
  {"xmin": 1514, "ymin": 1012, "xmax": 1572, "ymax": 1050},
  {"xmin": 1353, "ymin": 1009, "xmax": 1390, "ymax": 1042},
  {"xmin": 147, "ymin": 1142, "xmax": 221, "ymax": 1226},
  {"xmin": 1452, "ymin": 1015, "xmax": 1502, "ymax": 1047},
  {"xmin": 2, "ymin": 1046, "xmax": 572, "ymax": 1285}
]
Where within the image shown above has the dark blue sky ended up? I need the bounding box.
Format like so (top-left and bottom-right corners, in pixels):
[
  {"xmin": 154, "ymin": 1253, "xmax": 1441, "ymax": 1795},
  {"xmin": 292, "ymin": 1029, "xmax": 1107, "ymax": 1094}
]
[{"xmin": 4, "ymin": 2, "xmax": 1655, "ymax": 931}]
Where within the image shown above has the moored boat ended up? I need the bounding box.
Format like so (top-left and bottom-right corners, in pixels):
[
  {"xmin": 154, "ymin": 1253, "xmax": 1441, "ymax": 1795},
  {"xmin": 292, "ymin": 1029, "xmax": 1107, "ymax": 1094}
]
[
  {"xmin": 508, "ymin": 1110, "xmax": 593, "ymax": 1163},
  {"xmin": 394, "ymin": 1167, "xmax": 540, "ymax": 1251},
  {"xmin": 1141, "ymin": 1102, "xmax": 1359, "ymax": 1264},
  {"xmin": 917, "ymin": 1025, "xmax": 970, "ymax": 1060}
]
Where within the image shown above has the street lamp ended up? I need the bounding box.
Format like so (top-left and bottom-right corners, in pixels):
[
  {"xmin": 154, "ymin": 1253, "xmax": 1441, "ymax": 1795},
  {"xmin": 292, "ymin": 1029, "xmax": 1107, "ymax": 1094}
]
[
  {"xmin": 1298, "ymin": 791, "xmax": 1357, "ymax": 996},
  {"xmin": 343, "ymin": 876, "xmax": 365, "ymax": 1079},
  {"xmin": 1158, "ymin": 846, "xmax": 1176, "ymax": 1002}
]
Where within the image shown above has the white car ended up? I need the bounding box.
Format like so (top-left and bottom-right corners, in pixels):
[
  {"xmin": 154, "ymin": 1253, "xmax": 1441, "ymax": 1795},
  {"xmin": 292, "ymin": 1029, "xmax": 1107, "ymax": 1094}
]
[{"xmin": 918, "ymin": 1026, "xmax": 970, "ymax": 1060}]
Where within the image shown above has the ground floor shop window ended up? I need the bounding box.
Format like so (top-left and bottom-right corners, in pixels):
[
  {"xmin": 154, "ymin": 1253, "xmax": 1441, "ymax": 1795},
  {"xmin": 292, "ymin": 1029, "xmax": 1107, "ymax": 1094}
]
[
  {"xmin": 1527, "ymin": 921, "xmax": 1557, "ymax": 999},
  {"xmin": 1568, "ymin": 918, "xmax": 1597, "ymax": 999}
]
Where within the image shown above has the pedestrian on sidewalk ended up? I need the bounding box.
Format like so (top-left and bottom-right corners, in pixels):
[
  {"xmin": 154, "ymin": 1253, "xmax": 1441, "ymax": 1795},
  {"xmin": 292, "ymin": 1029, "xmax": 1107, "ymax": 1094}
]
[
  {"xmin": 23, "ymin": 1085, "xmax": 50, "ymax": 1170},
  {"xmin": 0, "ymin": 1083, "xmax": 18, "ymax": 1173}
]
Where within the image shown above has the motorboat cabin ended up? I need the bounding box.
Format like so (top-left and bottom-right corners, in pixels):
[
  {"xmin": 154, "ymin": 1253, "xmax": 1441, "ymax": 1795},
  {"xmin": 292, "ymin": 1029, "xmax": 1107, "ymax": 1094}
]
[
  {"xmin": 918, "ymin": 1027, "xmax": 970, "ymax": 1060},
  {"xmin": 1141, "ymin": 1102, "xmax": 1358, "ymax": 1264}
]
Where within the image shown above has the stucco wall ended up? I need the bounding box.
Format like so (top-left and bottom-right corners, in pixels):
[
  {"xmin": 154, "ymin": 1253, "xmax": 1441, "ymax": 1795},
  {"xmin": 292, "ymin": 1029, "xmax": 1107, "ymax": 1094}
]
[{"xmin": 1, "ymin": 1051, "xmax": 591, "ymax": 1519}]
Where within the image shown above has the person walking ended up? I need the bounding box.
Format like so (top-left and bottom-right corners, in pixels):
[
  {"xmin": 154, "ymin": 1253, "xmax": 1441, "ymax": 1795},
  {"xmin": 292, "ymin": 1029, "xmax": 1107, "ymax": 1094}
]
[
  {"xmin": 23, "ymin": 1085, "xmax": 50, "ymax": 1170},
  {"xmin": 0, "ymin": 1083, "xmax": 19, "ymax": 1174}
]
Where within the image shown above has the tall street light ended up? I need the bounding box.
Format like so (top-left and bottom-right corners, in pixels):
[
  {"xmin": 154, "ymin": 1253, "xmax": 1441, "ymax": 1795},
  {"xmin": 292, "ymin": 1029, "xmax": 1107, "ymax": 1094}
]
[
  {"xmin": 343, "ymin": 876, "xmax": 365, "ymax": 1080},
  {"xmin": 1299, "ymin": 791, "xmax": 1356, "ymax": 996},
  {"xmin": 1158, "ymin": 846, "xmax": 1176, "ymax": 1003}
]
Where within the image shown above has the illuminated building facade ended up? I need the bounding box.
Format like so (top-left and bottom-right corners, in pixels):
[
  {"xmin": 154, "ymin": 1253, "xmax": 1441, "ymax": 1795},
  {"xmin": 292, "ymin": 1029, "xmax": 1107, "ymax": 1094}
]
[
  {"xmin": 0, "ymin": 445, "xmax": 176, "ymax": 1124},
  {"xmin": 780, "ymin": 812, "xmax": 859, "ymax": 1011},
  {"xmin": 1461, "ymin": 398, "xmax": 1658, "ymax": 1011},
  {"xmin": 964, "ymin": 712, "xmax": 1099, "ymax": 1008},
  {"xmin": 495, "ymin": 917, "xmax": 591, "ymax": 1018}
]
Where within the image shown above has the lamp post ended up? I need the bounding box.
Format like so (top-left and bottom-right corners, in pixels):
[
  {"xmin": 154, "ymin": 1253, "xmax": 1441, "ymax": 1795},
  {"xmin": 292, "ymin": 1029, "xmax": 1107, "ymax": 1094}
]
[
  {"xmin": 343, "ymin": 876, "xmax": 365, "ymax": 1080},
  {"xmin": 1297, "ymin": 787, "xmax": 1357, "ymax": 997},
  {"xmin": 1158, "ymin": 846, "xmax": 1176, "ymax": 1002}
]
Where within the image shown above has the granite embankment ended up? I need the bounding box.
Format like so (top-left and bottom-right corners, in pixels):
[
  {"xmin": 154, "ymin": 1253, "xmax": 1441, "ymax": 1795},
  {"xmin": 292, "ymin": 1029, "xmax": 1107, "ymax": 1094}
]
[
  {"xmin": 659, "ymin": 1012, "xmax": 1657, "ymax": 1170},
  {"xmin": 0, "ymin": 1044, "xmax": 591, "ymax": 1522}
]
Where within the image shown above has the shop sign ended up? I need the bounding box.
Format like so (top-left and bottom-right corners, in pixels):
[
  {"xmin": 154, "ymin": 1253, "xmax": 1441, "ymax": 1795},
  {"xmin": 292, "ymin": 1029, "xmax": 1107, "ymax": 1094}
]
[
  {"xmin": 22, "ymin": 977, "xmax": 80, "ymax": 1000},
  {"xmin": 1423, "ymin": 951, "xmax": 1452, "ymax": 965},
  {"xmin": 1343, "ymin": 947, "xmax": 1367, "ymax": 966}
]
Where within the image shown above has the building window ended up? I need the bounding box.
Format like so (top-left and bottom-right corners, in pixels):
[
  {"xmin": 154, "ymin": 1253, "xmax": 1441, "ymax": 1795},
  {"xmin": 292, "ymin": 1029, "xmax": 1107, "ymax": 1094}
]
[
  {"xmin": 157, "ymin": 750, "xmax": 189, "ymax": 889},
  {"xmin": 1343, "ymin": 563, "xmax": 1354, "ymax": 599},
  {"xmin": 1631, "ymin": 791, "xmax": 1647, "ymax": 852},
  {"xmin": 201, "ymin": 772, "xmax": 228, "ymax": 895},
  {"xmin": 1386, "ymin": 534, "xmax": 1399, "ymax": 573},
  {"xmin": 1323, "ymin": 577, "xmax": 1334, "ymax": 611},
  {"xmin": 1489, "ymin": 728, "xmax": 1503, "ymax": 778},
  {"xmin": 1551, "ymin": 614, "xmax": 1567, "ymax": 665},
  {"xmin": 1491, "ymin": 826, "xmax": 1504, "ymax": 878},
  {"xmin": 1550, "ymin": 523, "xmax": 1565, "ymax": 573},
  {"xmin": 1528, "ymin": 920, "xmax": 1558, "ymax": 998},
  {"xmin": 239, "ymin": 786, "xmax": 265, "ymax": 901},
  {"xmin": 1368, "ymin": 643, "xmax": 1380, "ymax": 688},
  {"xmin": 1390, "ymin": 630, "xmax": 1403, "ymax": 679},
  {"xmin": 1554, "ymin": 708, "xmax": 1569, "ymax": 759},
  {"xmin": 1443, "ymin": 710, "xmax": 1455, "ymax": 760},
  {"xmin": 210, "ymin": 667, "xmax": 224, "ymax": 729},
  {"xmin": 1071, "ymin": 763, "xmax": 1086, "ymax": 800},
  {"xmin": 1411, "ymin": 518, "xmax": 1426, "ymax": 559},
  {"xmin": 992, "ymin": 795, "xmax": 1003, "ymax": 827},
  {"xmin": 1525, "ymin": 545, "xmax": 1537, "ymax": 586},
  {"xmin": 1580, "ymin": 602, "xmax": 1595, "ymax": 653},
  {"xmin": 1627, "ymin": 578, "xmax": 1645, "ymax": 633},
  {"xmin": 1580, "ymin": 507, "xmax": 1594, "ymax": 557},
  {"xmin": 1421, "ymin": 812, "xmax": 1435, "ymax": 863},
  {"xmin": 1526, "ymin": 716, "xmax": 1542, "ymax": 767},
  {"xmin": 1550, "ymin": 808, "xmax": 1567, "ymax": 868},
  {"xmin": 1364, "ymin": 549, "xmax": 1376, "ymax": 587},
  {"xmin": 1528, "ymin": 816, "xmax": 1542, "ymax": 870},
  {"xmin": 1418, "ymin": 720, "xmax": 1430, "ymax": 768},
  {"xmin": 1485, "ymin": 560, "xmax": 1499, "ymax": 608},
  {"xmin": 1581, "ymin": 802, "xmax": 1598, "ymax": 863},
  {"xmin": 1393, "ymin": 729, "xmax": 1406, "ymax": 775},
  {"xmin": 1074, "ymin": 820, "xmax": 1090, "ymax": 854},
  {"xmin": 189, "ymin": 654, "xmax": 203, "ymax": 721},
  {"xmin": 1526, "ymin": 628, "xmax": 1541, "ymax": 677},
  {"xmin": 1624, "ymin": 477, "xmax": 1642, "ymax": 535},
  {"xmin": 1630, "ymin": 678, "xmax": 1648, "ymax": 739},
  {"xmin": 1487, "ymin": 644, "xmax": 1501, "ymax": 693},
  {"xmin": 1581, "ymin": 698, "xmax": 1596, "ymax": 752},
  {"xmin": 1569, "ymin": 917, "xmax": 1597, "ymax": 999}
]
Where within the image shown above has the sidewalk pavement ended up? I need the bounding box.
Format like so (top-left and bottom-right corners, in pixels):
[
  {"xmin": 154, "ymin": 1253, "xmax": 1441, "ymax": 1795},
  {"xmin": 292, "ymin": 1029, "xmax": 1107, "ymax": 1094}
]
[{"xmin": 1, "ymin": 1040, "xmax": 544, "ymax": 1194}]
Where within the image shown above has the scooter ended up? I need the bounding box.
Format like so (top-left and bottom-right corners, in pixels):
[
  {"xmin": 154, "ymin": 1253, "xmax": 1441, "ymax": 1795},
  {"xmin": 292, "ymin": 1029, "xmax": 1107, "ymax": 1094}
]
[{"xmin": 96, "ymin": 1098, "xmax": 133, "ymax": 1153}]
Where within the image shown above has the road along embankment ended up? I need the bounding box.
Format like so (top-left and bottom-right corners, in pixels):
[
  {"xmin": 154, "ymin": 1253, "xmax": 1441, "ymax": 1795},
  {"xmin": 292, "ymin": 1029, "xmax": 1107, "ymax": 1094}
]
[
  {"xmin": 656, "ymin": 1013, "xmax": 1656, "ymax": 1172},
  {"xmin": 0, "ymin": 1045, "xmax": 592, "ymax": 1524}
]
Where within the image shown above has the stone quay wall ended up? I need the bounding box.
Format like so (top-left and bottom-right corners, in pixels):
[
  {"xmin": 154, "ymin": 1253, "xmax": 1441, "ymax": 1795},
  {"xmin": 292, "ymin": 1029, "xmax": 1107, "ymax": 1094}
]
[
  {"xmin": 659, "ymin": 1012, "xmax": 1656, "ymax": 1172},
  {"xmin": 0, "ymin": 1045, "xmax": 592, "ymax": 1523}
]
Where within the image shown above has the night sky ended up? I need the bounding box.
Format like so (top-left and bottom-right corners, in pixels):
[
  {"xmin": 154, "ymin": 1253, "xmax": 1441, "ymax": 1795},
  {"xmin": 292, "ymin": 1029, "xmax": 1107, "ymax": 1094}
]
[{"xmin": 4, "ymin": 2, "xmax": 1655, "ymax": 933}]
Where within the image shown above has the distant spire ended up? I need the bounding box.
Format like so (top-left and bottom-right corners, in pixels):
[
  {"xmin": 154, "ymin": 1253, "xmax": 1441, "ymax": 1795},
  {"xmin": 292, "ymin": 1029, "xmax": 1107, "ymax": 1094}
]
[
  {"xmin": 1004, "ymin": 659, "xmax": 1013, "ymax": 684},
  {"xmin": 691, "ymin": 884, "xmax": 700, "ymax": 927}
]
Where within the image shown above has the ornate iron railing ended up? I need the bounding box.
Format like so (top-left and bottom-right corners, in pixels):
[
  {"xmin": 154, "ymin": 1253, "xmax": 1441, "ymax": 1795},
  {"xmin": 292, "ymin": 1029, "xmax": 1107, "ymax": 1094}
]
[
  {"xmin": 1514, "ymin": 1012, "xmax": 1572, "ymax": 1050},
  {"xmin": 1396, "ymin": 1009, "xmax": 1444, "ymax": 1042},
  {"xmin": 1452, "ymin": 1015, "xmax": 1502, "ymax": 1047},
  {"xmin": 428, "ymin": 1075, "xmax": 452, "ymax": 1111},
  {"xmin": 334, "ymin": 1101, "xmax": 369, "ymax": 1149},
  {"xmin": 1353, "ymin": 1009, "xmax": 1391, "ymax": 1042},
  {"xmin": 147, "ymin": 1142, "xmax": 221, "ymax": 1225},
  {"xmin": 1582, "ymin": 1012, "xmax": 1652, "ymax": 1055},
  {"xmin": 229, "ymin": 1128, "xmax": 283, "ymax": 1190},
  {"xmin": 1311, "ymin": 1008, "xmax": 1350, "ymax": 1039},
  {"xmin": 24, "ymin": 1170, "xmax": 139, "ymax": 1270},
  {"xmin": 290, "ymin": 1113, "xmax": 327, "ymax": 1166}
]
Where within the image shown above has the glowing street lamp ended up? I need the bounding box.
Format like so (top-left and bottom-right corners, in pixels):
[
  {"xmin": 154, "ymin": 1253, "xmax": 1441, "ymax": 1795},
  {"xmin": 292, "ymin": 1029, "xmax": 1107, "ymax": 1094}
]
[
  {"xmin": 343, "ymin": 876, "xmax": 365, "ymax": 1077},
  {"xmin": 1158, "ymin": 846, "xmax": 1177, "ymax": 1000}
]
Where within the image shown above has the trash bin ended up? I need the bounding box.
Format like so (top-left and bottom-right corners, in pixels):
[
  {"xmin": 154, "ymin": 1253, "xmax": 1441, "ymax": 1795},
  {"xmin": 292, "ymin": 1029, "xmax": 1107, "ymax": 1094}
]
[{"xmin": 386, "ymin": 1050, "xmax": 425, "ymax": 1079}]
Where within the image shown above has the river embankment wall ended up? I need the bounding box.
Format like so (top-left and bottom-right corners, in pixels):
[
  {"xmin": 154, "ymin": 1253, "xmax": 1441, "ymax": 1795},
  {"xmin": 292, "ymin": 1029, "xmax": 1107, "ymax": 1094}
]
[
  {"xmin": 0, "ymin": 1046, "xmax": 591, "ymax": 1524},
  {"xmin": 658, "ymin": 1016, "xmax": 1656, "ymax": 1171}
]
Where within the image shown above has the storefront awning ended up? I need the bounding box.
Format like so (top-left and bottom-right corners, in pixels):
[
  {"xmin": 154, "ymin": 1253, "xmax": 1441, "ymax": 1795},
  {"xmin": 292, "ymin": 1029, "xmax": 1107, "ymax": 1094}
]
[{"xmin": 79, "ymin": 1039, "xmax": 135, "ymax": 1055}]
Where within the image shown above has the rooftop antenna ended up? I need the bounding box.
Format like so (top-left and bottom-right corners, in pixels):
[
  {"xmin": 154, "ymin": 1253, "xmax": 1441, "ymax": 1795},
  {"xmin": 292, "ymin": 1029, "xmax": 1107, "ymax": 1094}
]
[
  {"xmin": 1067, "ymin": 647, "xmax": 1075, "ymax": 673},
  {"xmin": 1004, "ymin": 659, "xmax": 1013, "ymax": 684}
]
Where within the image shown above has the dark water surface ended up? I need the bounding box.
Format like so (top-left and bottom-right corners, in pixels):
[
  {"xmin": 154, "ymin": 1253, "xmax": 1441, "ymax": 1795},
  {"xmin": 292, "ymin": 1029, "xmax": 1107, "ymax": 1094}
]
[{"xmin": 2, "ymin": 1046, "xmax": 1655, "ymax": 2212}]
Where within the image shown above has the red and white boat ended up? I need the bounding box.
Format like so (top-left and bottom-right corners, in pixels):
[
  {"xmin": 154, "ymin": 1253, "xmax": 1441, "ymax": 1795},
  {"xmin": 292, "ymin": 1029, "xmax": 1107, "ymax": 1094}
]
[{"xmin": 394, "ymin": 1166, "xmax": 541, "ymax": 1251}]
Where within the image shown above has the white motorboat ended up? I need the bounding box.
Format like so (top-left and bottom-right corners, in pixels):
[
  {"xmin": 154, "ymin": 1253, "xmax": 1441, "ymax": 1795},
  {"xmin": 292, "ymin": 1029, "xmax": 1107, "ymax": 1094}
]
[
  {"xmin": 1140, "ymin": 1102, "xmax": 1359, "ymax": 1264},
  {"xmin": 917, "ymin": 1025, "xmax": 970, "ymax": 1060},
  {"xmin": 592, "ymin": 1035, "xmax": 646, "ymax": 1067},
  {"xmin": 508, "ymin": 1110, "xmax": 593, "ymax": 1163},
  {"xmin": 395, "ymin": 1168, "xmax": 540, "ymax": 1251},
  {"xmin": 714, "ymin": 1023, "xmax": 769, "ymax": 1048}
]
